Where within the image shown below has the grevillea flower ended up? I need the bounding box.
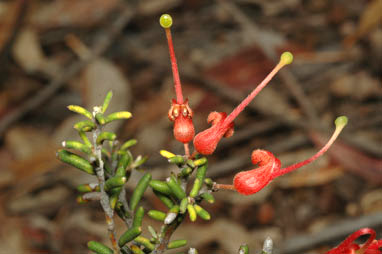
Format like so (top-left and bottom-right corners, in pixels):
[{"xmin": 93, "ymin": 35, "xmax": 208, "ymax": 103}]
[
  {"xmin": 160, "ymin": 14, "xmax": 195, "ymax": 145},
  {"xmin": 193, "ymin": 52, "xmax": 294, "ymax": 155},
  {"xmin": 325, "ymin": 228, "xmax": 381, "ymax": 254},
  {"xmin": 215, "ymin": 116, "xmax": 348, "ymax": 195}
]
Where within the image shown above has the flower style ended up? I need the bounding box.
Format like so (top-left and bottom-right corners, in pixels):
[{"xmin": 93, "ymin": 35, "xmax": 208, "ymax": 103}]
[
  {"xmin": 193, "ymin": 52, "xmax": 294, "ymax": 155},
  {"xmin": 325, "ymin": 228, "xmax": 382, "ymax": 254},
  {"xmin": 215, "ymin": 116, "xmax": 348, "ymax": 195},
  {"xmin": 160, "ymin": 14, "xmax": 195, "ymax": 145}
]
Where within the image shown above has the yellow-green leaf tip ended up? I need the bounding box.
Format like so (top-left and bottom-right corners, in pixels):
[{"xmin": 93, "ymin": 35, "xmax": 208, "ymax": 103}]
[
  {"xmin": 280, "ymin": 51, "xmax": 293, "ymax": 65},
  {"xmin": 160, "ymin": 14, "xmax": 173, "ymax": 29},
  {"xmin": 335, "ymin": 116, "xmax": 348, "ymax": 128}
]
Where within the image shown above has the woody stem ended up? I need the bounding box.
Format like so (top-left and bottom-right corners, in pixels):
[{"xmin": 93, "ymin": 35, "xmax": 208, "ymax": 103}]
[
  {"xmin": 165, "ymin": 28, "xmax": 183, "ymax": 104},
  {"xmin": 184, "ymin": 143, "xmax": 190, "ymax": 158},
  {"xmin": 214, "ymin": 183, "xmax": 236, "ymax": 191}
]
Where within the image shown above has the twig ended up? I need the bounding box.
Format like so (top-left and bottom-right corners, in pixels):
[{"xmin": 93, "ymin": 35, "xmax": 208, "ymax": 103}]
[
  {"xmin": 0, "ymin": 3, "xmax": 134, "ymax": 137},
  {"xmin": 153, "ymin": 215, "xmax": 185, "ymax": 254},
  {"xmin": 92, "ymin": 111, "xmax": 119, "ymax": 254}
]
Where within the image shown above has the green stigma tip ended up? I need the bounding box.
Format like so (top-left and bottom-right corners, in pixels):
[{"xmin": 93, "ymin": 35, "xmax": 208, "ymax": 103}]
[
  {"xmin": 335, "ymin": 116, "xmax": 348, "ymax": 128},
  {"xmin": 280, "ymin": 51, "xmax": 293, "ymax": 65},
  {"xmin": 160, "ymin": 14, "xmax": 173, "ymax": 29}
]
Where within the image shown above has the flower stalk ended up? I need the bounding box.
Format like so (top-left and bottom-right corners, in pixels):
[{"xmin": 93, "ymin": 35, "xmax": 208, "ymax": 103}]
[
  {"xmin": 193, "ymin": 52, "xmax": 294, "ymax": 155},
  {"xmin": 92, "ymin": 106, "xmax": 120, "ymax": 254}
]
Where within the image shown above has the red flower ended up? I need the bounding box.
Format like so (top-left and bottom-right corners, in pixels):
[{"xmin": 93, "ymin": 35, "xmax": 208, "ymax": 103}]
[
  {"xmin": 325, "ymin": 228, "xmax": 381, "ymax": 254},
  {"xmin": 215, "ymin": 116, "xmax": 348, "ymax": 195},
  {"xmin": 160, "ymin": 14, "xmax": 195, "ymax": 144},
  {"xmin": 194, "ymin": 52, "xmax": 294, "ymax": 155},
  {"xmin": 192, "ymin": 112, "xmax": 234, "ymax": 155},
  {"xmin": 168, "ymin": 99, "xmax": 195, "ymax": 144}
]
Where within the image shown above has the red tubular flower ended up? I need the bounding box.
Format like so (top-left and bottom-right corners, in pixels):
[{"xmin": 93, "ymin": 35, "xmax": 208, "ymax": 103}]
[
  {"xmin": 160, "ymin": 14, "xmax": 195, "ymax": 145},
  {"xmin": 168, "ymin": 99, "xmax": 194, "ymax": 144},
  {"xmin": 215, "ymin": 116, "xmax": 348, "ymax": 195},
  {"xmin": 325, "ymin": 228, "xmax": 381, "ymax": 254},
  {"xmin": 192, "ymin": 112, "xmax": 234, "ymax": 155},
  {"xmin": 193, "ymin": 52, "xmax": 294, "ymax": 155}
]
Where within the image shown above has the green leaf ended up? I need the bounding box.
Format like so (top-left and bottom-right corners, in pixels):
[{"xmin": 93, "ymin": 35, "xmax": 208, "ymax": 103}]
[
  {"xmin": 78, "ymin": 131, "xmax": 92, "ymax": 147},
  {"xmin": 87, "ymin": 241, "xmax": 113, "ymax": 254},
  {"xmin": 57, "ymin": 149, "xmax": 95, "ymax": 175},
  {"xmin": 147, "ymin": 210, "xmax": 166, "ymax": 221},
  {"xmin": 133, "ymin": 236, "xmax": 154, "ymax": 251},
  {"xmin": 194, "ymin": 157, "xmax": 207, "ymax": 166},
  {"xmin": 96, "ymin": 132, "xmax": 116, "ymax": 145},
  {"xmin": 120, "ymin": 139, "xmax": 137, "ymax": 150},
  {"xmin": 67, "ymin": 105, "xmax": 93, "ymax": 119},
  {"xmin": 239, "ymin": 244, "xmax": 249, "ymax": 254},
  {"xmin": 168, "ymin": 239, "xmax": 187, "ymax": 249},
  {"xmin": 102, "ymin": 91, "xmax": 113, "ymax": 113},
  {"xmin": 149, "ymin": 180, "xmax": 172, "ymax": 196},
  {"xmin": 105, "ymin": 111, "xmax": 132, "ymax": 123},
  {"xmin": 104, "ymin": 176, "xmax": 126, "ymax": 191},
  {"xmin": 95, "ymin": 113, "xmax": 107, "ymax": 125},
  {"xmin": 194, "ymin": 204, "xmax": 210, "ymax": 220},
  {"xmin": 187, "ymin": 204, "xmax": 197, "ymax": 222},
  {"xmin": 189, "ymin": 164, "xmax": 207, "ymax": 197},
  {"xmin": 166, "ymin": 175, "xmax": 186, "ymax": 200},
  {"xmin": 153, "ymin": 190, "xmax": 174, "ymax": 209},
  {"xmin": 77, "ymin": 183, "xmax": 99, "ymax": 193},
  {"xmin": 129, "ymin": 173, "xmax": 152, "ymax": 211},
  {"xmin": 201, "ymin": 192, "xmax": 215, "ymax": 204},
  {"xmin": 133, "ymin": 206, "xmax": 144, "ymax": 228},
  {"xmin": 62, "ymin": 140, "xmax": 91, "ymax": 154},
  {"xmin": 74, "ymin": 120, "xmax": 96, "ymax": 132},
  {"xmin": 118, "ymin": 227, "xmax": 142, "ymax": 247}
]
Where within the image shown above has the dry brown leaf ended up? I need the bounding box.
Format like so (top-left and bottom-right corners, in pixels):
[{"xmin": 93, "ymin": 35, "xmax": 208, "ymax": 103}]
[
  {"xmin": 343, "ymin": 0, "xmax": 382, "ymax": 47},
  {"xmin": 330, "ymin": 71, "xmax": 382, "ymax": 100},
  {"xmin": 12, "ymin": 28, "xmax": 59, "ymax": 76},
  {"xmin": 137, "ymin": 0, "xmax": 182, "ymax": 15},
  {"xmin": 0, "ymin": 0, "xmax": 24, "ymax": 50}
]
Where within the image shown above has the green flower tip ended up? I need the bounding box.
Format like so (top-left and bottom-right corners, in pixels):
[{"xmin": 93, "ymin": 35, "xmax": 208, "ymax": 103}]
[
  {"xmin": 280, "ymin": 51, "xmax": 293, "ymax": 65},
  {"xmin": 160, "ymin": 14, "xmax": 173, "ymax": 28},
  {"xmin": 335, "ymin": 116, "xmax": 348, "ymax": 128}
]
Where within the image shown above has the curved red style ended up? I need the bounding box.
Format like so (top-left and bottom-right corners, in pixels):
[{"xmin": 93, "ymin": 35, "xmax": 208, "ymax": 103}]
[
  {"xmin": 325, "ymin": 228, "xmax": 381, "ymax": 254},
  {"xmin": 194, "ymin": 53, "xmax": 291, "ymax": 155},
  {"xmin": 230, "ymin": 116, "xmax": 348, "ymax": 195}
]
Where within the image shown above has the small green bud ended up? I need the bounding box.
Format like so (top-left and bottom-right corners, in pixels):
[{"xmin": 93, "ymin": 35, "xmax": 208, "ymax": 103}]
[
  {"xmin": 335, "ymin": 116, "xmax": 348, "ymax": 128},
  {"xmin": 160, "ymin": 14, "xmax": 173, "ymax": 28},
  {"xmin": 280, "ymin": 51, "xmax": 293, "ymax": 65}
]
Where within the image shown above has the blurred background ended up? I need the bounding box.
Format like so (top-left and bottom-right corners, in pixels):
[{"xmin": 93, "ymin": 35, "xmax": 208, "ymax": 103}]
[{"xmin": 0, "ymin": 0, "xmax": 381, "ymax": 253}]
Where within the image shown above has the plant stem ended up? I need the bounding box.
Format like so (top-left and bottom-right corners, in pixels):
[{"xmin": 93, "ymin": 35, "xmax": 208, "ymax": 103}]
[
  {"xmin": 153, "ymin": 215, "xmax": 185, "ymax": 254},
  {"xmin": 184, "ymin": 143, "xmax": 190, "ymax": 158},
  {"xmin": 93, "ymin": 121, "xmax": 120, "ymax": 254},
  {"xmin": 118, "ymin": 187, "xmax": 133, "ymax": 228}
]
